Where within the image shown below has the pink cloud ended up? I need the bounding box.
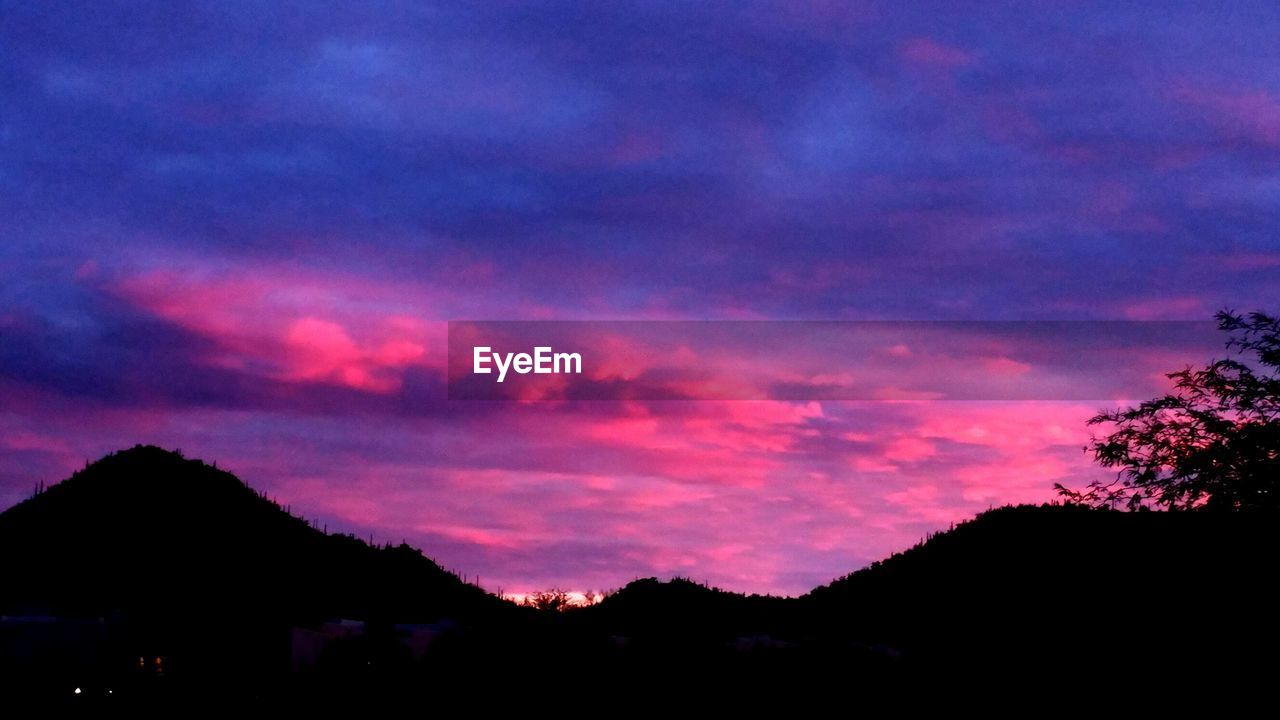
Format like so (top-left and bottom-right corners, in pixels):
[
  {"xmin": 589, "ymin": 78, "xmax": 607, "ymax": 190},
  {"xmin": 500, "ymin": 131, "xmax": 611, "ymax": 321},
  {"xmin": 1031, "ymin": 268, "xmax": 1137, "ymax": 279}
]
[
  {"xmin": 282, "ymin": 316, "xmax": 425, "ymax": 392},
  {"xmin": 882, "ymin": 437, "xmax": 936, "ymax": 463},
  {"xmin": 13, "ymin": 264, "xmax": 1160, "ymax": 595},
  {"xmin": 981, "ymin": 356, "xmax": 1032, "ymax": 377},
  {"xmin": 0, "ymin": 393, "xmax": 1118, "ymax": 595},
  {"xmin": 884, "ymin": 484, "xmax": 958, "ymax": 523},
  {"xmin": 1, "ymin": 431, "xmax": 73, "ymax": 454},
  {"xmin": 110, "ymin": 265, "xmax": 441, "ymax": 393},
  {"xmin": 1170, "ymin": 81, "xmax": 1280, "ymax": 146}
]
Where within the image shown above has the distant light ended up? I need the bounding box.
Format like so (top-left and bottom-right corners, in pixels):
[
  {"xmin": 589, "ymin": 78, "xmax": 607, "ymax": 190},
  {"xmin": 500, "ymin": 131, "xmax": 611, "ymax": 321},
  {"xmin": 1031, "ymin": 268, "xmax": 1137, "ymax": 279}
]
[{"xmin": 74, "ymin": 687, "xmax": 81, "ymax": 695}]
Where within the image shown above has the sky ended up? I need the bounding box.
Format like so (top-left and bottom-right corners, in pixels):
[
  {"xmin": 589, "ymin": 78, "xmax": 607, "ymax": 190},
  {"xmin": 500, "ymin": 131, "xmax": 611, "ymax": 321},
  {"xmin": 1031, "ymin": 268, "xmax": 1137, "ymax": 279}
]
[{"xmin": 2, "ymin": 1, "xmax": 1278, "ymax": 595}]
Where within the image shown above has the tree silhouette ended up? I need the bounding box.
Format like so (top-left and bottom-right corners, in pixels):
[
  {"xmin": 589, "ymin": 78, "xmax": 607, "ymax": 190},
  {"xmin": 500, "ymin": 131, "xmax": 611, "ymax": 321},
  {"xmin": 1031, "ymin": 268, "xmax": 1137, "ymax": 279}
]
[
  {"xmin": 1058, "ymin": 310, "xmax": 1280, "ymax": 510},
  {"xmin": 521, "ymin": 588, "xmax": 577, "ymax": 612}
]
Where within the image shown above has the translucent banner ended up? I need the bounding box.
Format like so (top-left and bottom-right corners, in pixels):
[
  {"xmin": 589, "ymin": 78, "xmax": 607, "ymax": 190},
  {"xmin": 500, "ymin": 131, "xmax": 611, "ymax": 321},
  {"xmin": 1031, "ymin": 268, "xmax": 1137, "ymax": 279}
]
[{"xmin": 447, "ymin": 321, "xmax": 1223, "ymax": 401}]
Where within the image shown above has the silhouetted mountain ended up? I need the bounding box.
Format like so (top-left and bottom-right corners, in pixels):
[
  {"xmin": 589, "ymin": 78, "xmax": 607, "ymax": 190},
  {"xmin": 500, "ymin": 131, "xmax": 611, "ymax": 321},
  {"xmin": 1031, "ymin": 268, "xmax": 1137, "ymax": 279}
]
[
  {"xmin": 0, "ymin": 445, "xmax": 497, "ymax": 620},
  {"xmin": 0, "ymin": 445, "xmax": 504, "ymax": 700},
  {"xmin": 581, "ymin": 576, "xmax": 791, "ymax": 642},
  {"xmin": 801, "ymin": 504, "xmax": 1280, "ymax": 686},
  {"xmin": 553, "ymin": 505, "xmax": 1280, "ymax": 700},
  {"xmin": 3, "ymin": 447, "xmax": 1278, "ymax": 707}
]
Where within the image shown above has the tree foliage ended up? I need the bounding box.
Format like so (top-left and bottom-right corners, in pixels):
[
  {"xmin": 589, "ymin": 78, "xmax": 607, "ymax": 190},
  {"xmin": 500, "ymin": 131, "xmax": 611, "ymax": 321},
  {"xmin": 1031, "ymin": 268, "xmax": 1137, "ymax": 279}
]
[
  {"xmin": 521, "ymin": 588, "xmax": 577, "ymax": 612},
  {"xmin": 1058, "ymin": 310, "xmax": 1280, "ymax": 510}
]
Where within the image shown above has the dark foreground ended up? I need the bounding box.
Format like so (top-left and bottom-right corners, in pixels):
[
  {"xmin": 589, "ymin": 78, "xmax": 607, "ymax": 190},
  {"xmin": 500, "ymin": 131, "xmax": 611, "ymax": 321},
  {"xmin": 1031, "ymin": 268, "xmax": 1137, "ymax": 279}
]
[{"xmin": 2, "ymin": 447, "xmax": 1277, "ymax": 708}]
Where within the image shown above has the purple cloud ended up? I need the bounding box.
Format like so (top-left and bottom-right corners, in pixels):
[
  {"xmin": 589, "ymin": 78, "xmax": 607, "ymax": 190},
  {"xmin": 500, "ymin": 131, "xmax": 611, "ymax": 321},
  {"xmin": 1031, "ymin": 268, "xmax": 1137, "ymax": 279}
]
[{"xmin": 2, "ymin": 1, "xmax": 1278, "ymax": 593}]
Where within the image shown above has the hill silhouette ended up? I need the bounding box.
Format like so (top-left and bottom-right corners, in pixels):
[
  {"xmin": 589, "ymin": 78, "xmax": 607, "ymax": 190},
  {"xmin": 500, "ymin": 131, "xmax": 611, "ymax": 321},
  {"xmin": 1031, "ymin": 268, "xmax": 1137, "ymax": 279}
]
[
  {"xmin": 0, "ymin": 445, "xmax": 499, "ymax": 618},
  {"xmin": 0, "ymin": 445, "xmax": 504, "ymax": 700},
  {"xmin": 801, "ymin": 505, "xmax": 1280, "ymax": 683},
  {"xmin": 2, "ymin": 446, "xmax": 1278, "ymax": 706},
  {"xmin": 559, "ymin": 506, "xmax": 1280, "ymax": 699}
]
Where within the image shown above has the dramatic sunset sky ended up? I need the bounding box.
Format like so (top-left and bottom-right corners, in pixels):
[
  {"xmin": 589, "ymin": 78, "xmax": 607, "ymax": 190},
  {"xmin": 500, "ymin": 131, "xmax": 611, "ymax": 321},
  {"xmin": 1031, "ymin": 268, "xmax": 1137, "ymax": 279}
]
[{"xmin": 2, "ymin": 2, "xmax": 1278, "ymax": 594}]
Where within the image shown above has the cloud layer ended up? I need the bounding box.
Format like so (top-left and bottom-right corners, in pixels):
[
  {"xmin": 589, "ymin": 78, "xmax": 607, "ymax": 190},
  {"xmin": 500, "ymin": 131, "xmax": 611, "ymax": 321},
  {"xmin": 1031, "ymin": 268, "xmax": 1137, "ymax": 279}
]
[{"xmin": 2, "ymin": 2, "xmax": 1278, "ymax": 593}]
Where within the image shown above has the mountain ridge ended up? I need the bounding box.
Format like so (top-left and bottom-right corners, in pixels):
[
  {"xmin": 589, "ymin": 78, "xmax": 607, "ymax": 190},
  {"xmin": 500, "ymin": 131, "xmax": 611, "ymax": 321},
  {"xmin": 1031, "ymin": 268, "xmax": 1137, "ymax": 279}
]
[
  {"xmin": 0, "ymin": 444, "xmax": 502, "ymax": 622},
  {"xmin": 3, "ymin": 445, "xmax": 1279, "ymax": 703}
]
